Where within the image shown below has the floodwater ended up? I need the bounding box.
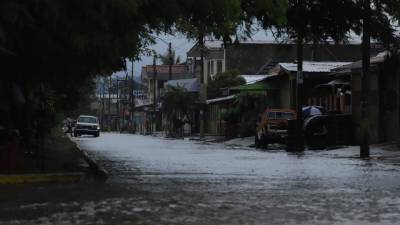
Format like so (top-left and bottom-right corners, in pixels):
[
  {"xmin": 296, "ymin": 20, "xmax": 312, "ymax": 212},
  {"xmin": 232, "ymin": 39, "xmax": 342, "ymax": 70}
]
[{"xmin": 1, "ymin": 133, "xmax": 400, "ymax": 225}]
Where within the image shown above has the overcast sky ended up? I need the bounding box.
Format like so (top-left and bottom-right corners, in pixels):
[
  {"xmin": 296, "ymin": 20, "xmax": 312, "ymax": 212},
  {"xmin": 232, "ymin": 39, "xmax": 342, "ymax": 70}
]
[
  {"xmin": 111, "ymin": 30, "xmax": 276, "ymax": 80},
  {"xmin": 111, "ymin": 34, "xmax": 195, "ymax": 80},
  {"xmin": 111, "ymin": 30, "xmax": 363, "ymax": 81}
]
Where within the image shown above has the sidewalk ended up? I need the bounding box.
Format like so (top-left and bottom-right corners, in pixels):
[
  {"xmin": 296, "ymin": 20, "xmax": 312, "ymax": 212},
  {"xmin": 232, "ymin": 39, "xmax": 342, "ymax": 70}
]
[
  {"xmin": 0, "ymin": 129, "xmax": 105, "ymax": 184},
  {"xmin": 316, "ymin": 142, "xmax": 400, "ymax": 158},
  {"xmin": 223, "ymin": 136, "xmax": 254, "ymax": 147}
]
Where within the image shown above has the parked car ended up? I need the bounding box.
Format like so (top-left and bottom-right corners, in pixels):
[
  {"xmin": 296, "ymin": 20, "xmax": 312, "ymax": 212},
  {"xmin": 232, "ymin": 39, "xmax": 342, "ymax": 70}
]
[
  {"xmin": 255, "ymin": 108, "xmax": 297, "ymax": 148},
  {"xmin": 74, "ymin": 115, "xmax": 100, "ymax": 137}
]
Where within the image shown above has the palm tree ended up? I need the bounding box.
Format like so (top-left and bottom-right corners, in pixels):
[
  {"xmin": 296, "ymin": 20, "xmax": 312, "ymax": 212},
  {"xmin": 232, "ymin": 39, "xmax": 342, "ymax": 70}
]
[{"xmin": 158, "ymin": 49, "xmax": 181, "ymax": 65}]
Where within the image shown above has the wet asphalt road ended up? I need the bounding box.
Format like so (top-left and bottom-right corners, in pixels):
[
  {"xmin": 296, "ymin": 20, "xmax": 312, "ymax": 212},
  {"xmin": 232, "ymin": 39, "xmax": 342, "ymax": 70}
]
[{"xmin": 2, "ymin": 133, "xmax": 400, "ymax": 225}]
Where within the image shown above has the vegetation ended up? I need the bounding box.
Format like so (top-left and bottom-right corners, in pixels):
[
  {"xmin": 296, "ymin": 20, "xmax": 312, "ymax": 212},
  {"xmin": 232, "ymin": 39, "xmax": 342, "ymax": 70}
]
[
  {"xmin": 207, "ymin": 70, "xmax": 245, "ymax": 99},
  {"xmin": 1, "ymin": 0, "xmax": 400, "ymax": 145},
  {"xmin": 158, "ymin": 48, "xmax": 181, "ymax": 65},
  {"xmin": 162, "ymin": 86, "xmax": 198, "ymax": 136},
  {"xmin": 223, "ymin": 92, "xmax": 268, "ymax": 138}
]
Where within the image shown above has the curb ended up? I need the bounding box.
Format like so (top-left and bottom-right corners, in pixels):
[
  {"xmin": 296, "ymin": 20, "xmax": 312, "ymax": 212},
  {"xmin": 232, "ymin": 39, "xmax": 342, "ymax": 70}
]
[
  {"xmin": 0, "ymin": 134, "xmax": 107, "ymax": 185},
  {"xmin": 0, "ymin": 172, "xmax": 84, "ymax": 184},
  {"xmin": 67, "ymin": 135, "xmax": 108, "ymax": 181},
  {"xmin": 75, "ymin": 146, "xmax": 108, "ymax": 181}
]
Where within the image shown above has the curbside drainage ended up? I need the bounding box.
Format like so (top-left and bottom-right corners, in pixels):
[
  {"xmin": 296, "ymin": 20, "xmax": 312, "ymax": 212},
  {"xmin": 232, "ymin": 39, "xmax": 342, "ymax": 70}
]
[
  {"xmin": 0, "ymin": 141, "xmax": 108, "ymax": 185},
  {"xmin": 0, "ymin": 172, "xmax": 84, "ymax": 184},
  {"xmin": 74, "ymin": 146, "xmax": 108, "ymax": 182}
]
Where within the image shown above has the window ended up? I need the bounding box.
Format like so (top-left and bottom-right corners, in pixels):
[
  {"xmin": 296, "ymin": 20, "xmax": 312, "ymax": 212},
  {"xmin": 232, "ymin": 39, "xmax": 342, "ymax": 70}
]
[
  {"xmin": 277, "ymin": 112, "xmax": 295, "ymax": 120},
  {"xmin": 217, "ymin": 60, "xmax": 223, "ymax": 74},
  {"xmin": 207, "ymin": 60, "xmax": 211, "ymax": 76},
  {"xmin": 267, "ymin": 111, "xmax": 276, "ymax": 119},
  {"xmin": 78, "ymin": 116, "xmax": 98, "ymax": 123},
  {"xmin": 267, "ymin": 112, "xmax": 294, "ymax": 120}
]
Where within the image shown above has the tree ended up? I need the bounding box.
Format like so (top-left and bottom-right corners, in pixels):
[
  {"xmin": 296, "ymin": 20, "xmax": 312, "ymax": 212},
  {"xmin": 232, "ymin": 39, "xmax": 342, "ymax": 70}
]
[
  {"xmin": 175, "ymin": 0, "xmax": 245, "ymax": 138},
  {"xmin": 359, "ymin": 0, "xmax": 400, "ymax": 157},
  {"xmin": 0, "ymin": 0, "xmax": 183, "ymax": 134},
  {"xmin": 207, "ymin": 70, "xmax": 245, "ymax": 99},
  {"xmin": 158, "ymin": 48, "xmax": 181, "ymax": 65},
  {"xmin": 255, "ymin": 0, "xmax": 399, "ymax": 154},
  {"xmin": 223, "ymin": 92, "xmax": 268, "ymax": 137},
  {"xmin": 162, "ymin": 86, "xmax": 198, "ymax": 136}
]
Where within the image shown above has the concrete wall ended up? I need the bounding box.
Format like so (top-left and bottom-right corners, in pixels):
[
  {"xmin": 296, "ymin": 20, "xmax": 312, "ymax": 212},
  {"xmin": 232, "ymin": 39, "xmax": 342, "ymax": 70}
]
[
  {"xmin": 378, "ymin": 62, "xmax": 400, "ymax": 142},
  {"xmin": 352, "ymin": 60, "xmax": 400, "ymax": 144},
  {"xmin": 352, "ymin": 67, "xmax": 380, "ymax": 144}
]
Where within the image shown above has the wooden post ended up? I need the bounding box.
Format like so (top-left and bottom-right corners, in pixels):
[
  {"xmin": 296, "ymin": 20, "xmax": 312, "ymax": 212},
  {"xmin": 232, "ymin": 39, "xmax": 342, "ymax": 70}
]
[
  {"xmin": 153, "ymin": 53, "xmax": 157, "ymax": 134},
  {"xmin": 295, "ymin": 0, "xmax": 305, "ymax": 152},
  {"xmin": 199, "ymin": 36, "xmax": 206, "ymax": 139},
  {"xmin": 360, "ymin": 0, "xmax": 371, "ymax": 158}
]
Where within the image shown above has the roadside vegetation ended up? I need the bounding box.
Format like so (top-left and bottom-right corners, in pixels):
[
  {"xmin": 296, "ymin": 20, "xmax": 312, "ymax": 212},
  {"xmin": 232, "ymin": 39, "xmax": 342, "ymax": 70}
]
[
  {"xmin": 207, "ymin": 70, "xmax": 245, "ymax": 99},
  {"xmin": 1, "ymin": 0, "xmax": 400, "ymax": 150}
]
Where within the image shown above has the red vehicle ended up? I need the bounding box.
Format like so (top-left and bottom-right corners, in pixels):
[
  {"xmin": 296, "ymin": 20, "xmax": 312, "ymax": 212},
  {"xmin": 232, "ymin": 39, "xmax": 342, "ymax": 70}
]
[{"xmin": 255, "ymin": 108, "xmax": 297, "ymax": 148}]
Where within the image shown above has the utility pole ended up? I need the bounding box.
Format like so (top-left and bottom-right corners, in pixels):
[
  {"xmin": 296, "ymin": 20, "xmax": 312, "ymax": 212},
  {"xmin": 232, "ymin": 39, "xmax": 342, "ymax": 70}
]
[
  {"xmin": 153, "ymin": 53, "xmax": 157, "ymax": 134},
  {"xmin": 294, "ymin": 0, "xmax": 305, "ymax": 152},
  {"xmin": 108, "ymin": 76, "xmax": 112, "ymax": 130},
  {"xmin": 130, "ymin": 59, "xmax": 135, "ymax": 133},
  {"xmin": 168, "ymin": 42, "xmax": 173, "ymax": 81},
  {"xmin": 102, "ymin": 77, "xmax": 105, "ymax": 129},
  {"xmin": 199, "ymin": 36, "xmax": 206, "ymax": 139},
  {"xmin": 360, "ymin": 0, "xmax": 371, "ymax": 158},
  {"xmin": 116, "ymin": 78, "xmax": 120, "ymax": 131},
  {"xmin": 124, "ymin": 73, "xmax": 129, "ymax": 132}
]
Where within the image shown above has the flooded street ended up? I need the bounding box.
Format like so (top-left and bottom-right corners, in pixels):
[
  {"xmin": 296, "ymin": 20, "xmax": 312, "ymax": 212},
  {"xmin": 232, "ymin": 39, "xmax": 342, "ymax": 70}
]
[{"xmin": 2, "ymin": 133, "xmax": 400, "ymax": 224}]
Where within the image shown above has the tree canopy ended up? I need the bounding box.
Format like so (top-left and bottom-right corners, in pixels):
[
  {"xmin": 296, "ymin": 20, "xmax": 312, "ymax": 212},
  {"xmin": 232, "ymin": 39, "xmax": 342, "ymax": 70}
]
[
  {"xmin": 162, "ymin": 86, "xmax": 198, "ymax": 130},
  {"xmin": 254, "ymin": 0, "xmax": 400, "ymax": 48},
  {"xmin": 2, "ymin": 0, "xmax": 400, "ymax": 130},
  {"xmin": 158, "ymin": 48, "xmax": 181, "ymax": 65},
  {"xmin": 207, "ymin": 70, "xmax": 245, "ymax": 99}
]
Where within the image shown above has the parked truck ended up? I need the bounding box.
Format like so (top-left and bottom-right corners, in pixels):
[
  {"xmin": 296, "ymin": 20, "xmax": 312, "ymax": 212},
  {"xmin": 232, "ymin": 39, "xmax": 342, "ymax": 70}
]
[{"xmin": 255, "ymin": 108, "xmax": 297, "ymax": 149}]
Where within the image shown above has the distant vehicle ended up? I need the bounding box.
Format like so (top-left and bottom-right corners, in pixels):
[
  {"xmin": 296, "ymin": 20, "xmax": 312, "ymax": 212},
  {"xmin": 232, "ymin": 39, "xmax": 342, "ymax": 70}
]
[
  {"xmin": 255, "ymin": 108, "xmax": 296, "ymax": 148},
  {"xmin": 74, "ymin": 115, "xmax": 100, "ymax": 137}
]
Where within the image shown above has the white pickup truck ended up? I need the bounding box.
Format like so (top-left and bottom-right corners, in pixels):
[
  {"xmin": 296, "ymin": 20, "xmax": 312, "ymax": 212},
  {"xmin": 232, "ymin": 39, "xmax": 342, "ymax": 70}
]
[{"xmin": 73, "ymin": 115, "xmax": 100, "ymax": 137}]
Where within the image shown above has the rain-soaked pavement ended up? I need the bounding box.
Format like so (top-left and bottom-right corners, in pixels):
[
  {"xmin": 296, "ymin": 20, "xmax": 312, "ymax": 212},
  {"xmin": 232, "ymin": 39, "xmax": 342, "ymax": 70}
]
[{"xmin": 2, "ymin": 133, "xmax": 400, "ymax": 224}]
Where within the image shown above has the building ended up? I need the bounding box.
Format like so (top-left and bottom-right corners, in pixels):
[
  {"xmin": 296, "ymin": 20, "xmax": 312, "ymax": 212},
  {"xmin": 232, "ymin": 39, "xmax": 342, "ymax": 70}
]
[
  {"xmin": 186, "ymin": 40, "xmax": 383, "ymax": 84},
  {"xmin": 333, "ymin": 52, "xmax": 400, "ymax": 144},
  {"xmin": 277, "ymin": 61, "xmax": 352, "ymax": 109},
  {"xmin": 186, "ymin": 40, "xmax": 380, "ymax": 137},
  {"xmin": 139, "ymin": 64, "xmax": 194, "ymax": 132},
  {"xmin": 141, "ymin": 64, "xmax": 193, "ymax": 104},
  {"xmin": 93, "ymin": 77, "xmax": 147, "ymax": 131}
]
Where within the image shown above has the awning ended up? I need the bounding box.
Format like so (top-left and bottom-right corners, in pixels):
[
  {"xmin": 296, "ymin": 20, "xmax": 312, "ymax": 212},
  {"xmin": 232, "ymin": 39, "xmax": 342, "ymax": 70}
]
[
  {"xmin": 315, "ymin": 79, "xmax": 350, "ymax": 88},
  {"xmin": 230, "ymin": 81, "xmax": 277, "ymax": 91},
  {"xmin": 206, "ymin": 95, "xmax": 236, "ymax": 104},
  {"xmin": 280, "ymin": 61, "xmax": 352, "ymax": 73}
]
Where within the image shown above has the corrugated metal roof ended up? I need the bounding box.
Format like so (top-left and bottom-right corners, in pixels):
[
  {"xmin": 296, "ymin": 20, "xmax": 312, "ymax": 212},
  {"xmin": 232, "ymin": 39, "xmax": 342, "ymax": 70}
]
[
  {"xmin": 331, "ymin": 51, "xmax": 389, "ymax": 74},
  {"xmin": 204, "ymin": 40, "xmax": 224, "ymax": 49},
  {"xmin": 280, "ymin": 61, "xmax": 352, "ymax": 73},
  {"xmin": 240, "ymin": 75, "xmax": 277, "ymax": 84},
  {"xmin": 206, "ymin": 95, "xmax": 236, "ymax": 104},
  {"xmin": 230, "ymin": 82, "xmax": 269, "ymax": 91}
]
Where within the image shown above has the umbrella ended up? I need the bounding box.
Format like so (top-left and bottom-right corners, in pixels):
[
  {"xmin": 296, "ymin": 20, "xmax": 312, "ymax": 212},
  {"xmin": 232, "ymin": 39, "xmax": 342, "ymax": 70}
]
[{"xmin": 302, "ymin": 106, "xmax": 322, "ymax": 119}]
